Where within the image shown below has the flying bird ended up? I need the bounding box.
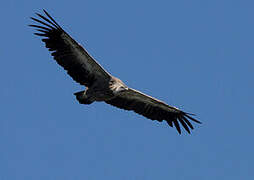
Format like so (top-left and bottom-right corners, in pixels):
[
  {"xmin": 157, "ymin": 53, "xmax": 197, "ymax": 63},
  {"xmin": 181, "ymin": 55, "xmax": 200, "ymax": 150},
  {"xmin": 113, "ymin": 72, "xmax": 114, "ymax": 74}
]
[{"xmin": 30, "ymin": 10, "xmax": 201, "ymax": 134}]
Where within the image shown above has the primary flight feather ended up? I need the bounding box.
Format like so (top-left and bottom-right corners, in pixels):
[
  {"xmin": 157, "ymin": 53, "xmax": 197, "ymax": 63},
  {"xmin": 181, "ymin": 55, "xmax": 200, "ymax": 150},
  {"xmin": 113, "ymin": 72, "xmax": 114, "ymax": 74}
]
[{"xmin": 30, "ymin": 10, "xmax": 201, "ymax": 134}]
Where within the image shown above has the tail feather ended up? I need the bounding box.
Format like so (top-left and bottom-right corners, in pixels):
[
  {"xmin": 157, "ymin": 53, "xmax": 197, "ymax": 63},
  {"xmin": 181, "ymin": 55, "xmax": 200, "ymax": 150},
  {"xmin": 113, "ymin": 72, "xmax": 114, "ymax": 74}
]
[{"xmin": 74, "ymin": 91, "xmax": 93, "ymax": 104}]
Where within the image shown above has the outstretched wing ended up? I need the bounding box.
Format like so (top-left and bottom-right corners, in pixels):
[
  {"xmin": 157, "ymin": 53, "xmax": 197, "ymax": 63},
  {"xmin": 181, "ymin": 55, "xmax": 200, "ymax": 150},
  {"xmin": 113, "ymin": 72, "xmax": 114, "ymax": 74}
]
[
  {"xmin": 29, "ymin": 10, "xmax": 111, "ymax": 87},
  {"xmin": 106, "ymin": 88, "xmax": 201, "ymax": 134}
]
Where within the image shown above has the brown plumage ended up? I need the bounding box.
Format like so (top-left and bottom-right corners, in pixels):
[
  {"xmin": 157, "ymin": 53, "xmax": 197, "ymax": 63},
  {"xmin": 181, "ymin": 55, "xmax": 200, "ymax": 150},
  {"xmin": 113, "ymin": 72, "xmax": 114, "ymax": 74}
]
[{"xmin": 30, "ymin": 10, "xmax": 201, "ymax": 134}]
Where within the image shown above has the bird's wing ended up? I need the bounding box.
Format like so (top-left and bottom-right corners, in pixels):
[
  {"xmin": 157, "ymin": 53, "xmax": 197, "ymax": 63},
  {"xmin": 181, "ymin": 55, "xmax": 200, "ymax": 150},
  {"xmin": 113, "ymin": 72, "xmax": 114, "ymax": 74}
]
[
  {"xmin": 29, "ymin": 10, "xmax": 111, "ymax": 87},
  {"xmin": 105, "ymin": 88, "xmax": 201, "ymax": 134}
]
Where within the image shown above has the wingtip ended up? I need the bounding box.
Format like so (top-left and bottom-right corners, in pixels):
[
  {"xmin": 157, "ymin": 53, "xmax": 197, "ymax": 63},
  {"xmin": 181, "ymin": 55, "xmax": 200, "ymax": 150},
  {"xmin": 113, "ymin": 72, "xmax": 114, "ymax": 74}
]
[
  {"xmin": 179, "ymin": 117, "xmax": 191, "ymax": 134},
  {"xmin": 185, "ymin": 112, "xmax": 196, "ymax": 116},
  {"xmin": 43, "ymin": 9, "xmax": 48, "ymax": 14},
  {"xmin": 176, "ymin": 128, "xmax": 181, "ymax": 135},
  {"xmin": 173, "ymin": 120, "xmax": 181, "ymax": 134},
  {"xmin": 186, "ymin": 114, "xmax": 202, "ymax": 124},
  {"xmin": 183, "ymin": 112, "xmax": 202, "ymax": 124}
]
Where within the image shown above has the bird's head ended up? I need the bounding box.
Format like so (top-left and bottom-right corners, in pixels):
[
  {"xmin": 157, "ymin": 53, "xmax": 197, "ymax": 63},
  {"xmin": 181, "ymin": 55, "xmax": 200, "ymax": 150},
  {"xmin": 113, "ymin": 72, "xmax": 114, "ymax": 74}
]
[{"xmin": 110, "ymin": 77, "xmax": 128, "ymax": 93}]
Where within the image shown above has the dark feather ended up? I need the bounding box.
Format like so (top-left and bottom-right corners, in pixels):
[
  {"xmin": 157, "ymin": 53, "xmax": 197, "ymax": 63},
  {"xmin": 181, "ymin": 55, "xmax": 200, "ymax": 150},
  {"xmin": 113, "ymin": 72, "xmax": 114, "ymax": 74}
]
[
  {"xmin": 30, "ymin": 10, "xmax": 111, "ymax": 87},
  {"xmin": 182, "ymin": 116, "xmax": 194, "ymax": 129},
  {"xmin": 173, "ymin": 120, "xmax": 181, "ymax": 134},
  {"xmin": 34, "ymin": 33, "xmax": 47, "ymax": 37},
  {"xmin": 43, "ymin": 9, "xmax": 62, "ymax": 29},
  {"xmin": 166, "ymin": 120, "xmax": 173, "ymax": 127},
  {"xmin": 35, "ymin": 13, "xmax": 59, "ymax": 29},
  {"xmin": 185, "ymin": 114, "xmax": 201, "ymax": 124},
  {"xmin": 106, "ymin": 88, "xmax": 200, "ymax": 134},
  {"xmin": 35, "ymin": 29, "xmax": 48, "ymax": 33},
  {"xmin": 30, "ymin": 17, "xmax": 55, "ymax": 29},
  {"xmin": 29, "ymin": 24, "xmax": 51, "ymax": 31},
  {"xmin": 178, "ymin": 117, "xmax": 190, "ymax": 134}
]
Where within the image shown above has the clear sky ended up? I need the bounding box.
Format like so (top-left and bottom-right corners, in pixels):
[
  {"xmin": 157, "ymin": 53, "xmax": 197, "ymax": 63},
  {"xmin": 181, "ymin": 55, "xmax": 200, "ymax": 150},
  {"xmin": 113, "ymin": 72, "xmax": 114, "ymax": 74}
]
[{"xmin": 1, "ymin": 0, "xmax": 254, "ymax": 179}]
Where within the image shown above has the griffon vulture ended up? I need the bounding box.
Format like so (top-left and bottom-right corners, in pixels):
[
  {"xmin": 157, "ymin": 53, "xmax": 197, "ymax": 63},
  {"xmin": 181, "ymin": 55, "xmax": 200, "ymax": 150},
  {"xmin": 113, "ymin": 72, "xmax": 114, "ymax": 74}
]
[{"xmin": 30, "ymin": 10, "xmax": 201, "ymax": 134}]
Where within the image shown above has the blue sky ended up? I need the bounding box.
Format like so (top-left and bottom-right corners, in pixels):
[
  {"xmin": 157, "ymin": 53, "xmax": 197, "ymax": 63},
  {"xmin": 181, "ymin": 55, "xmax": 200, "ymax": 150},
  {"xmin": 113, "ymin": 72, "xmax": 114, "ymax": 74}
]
[{"xmin": 1, "ymin": 0, "xmax": 254, "ymax": 179}]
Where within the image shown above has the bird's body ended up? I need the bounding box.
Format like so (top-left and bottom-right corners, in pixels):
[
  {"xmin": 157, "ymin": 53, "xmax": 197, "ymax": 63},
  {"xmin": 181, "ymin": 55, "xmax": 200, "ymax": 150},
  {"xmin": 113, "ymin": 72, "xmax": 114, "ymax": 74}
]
[
  {"xmin": 75, "ymin": 76, "xmax": 127, "ymax": 104},
  {"xmin": 30, "ymin": 10, "xmax": 201, "ymax": 134}
]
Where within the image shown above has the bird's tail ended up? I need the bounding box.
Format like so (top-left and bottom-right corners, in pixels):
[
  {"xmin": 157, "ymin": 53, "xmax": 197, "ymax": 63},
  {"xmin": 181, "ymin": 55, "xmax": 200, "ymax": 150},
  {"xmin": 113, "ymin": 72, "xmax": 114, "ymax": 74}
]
[{"xmin": 74, "ymin": 91, "xmax": 93, "ymax": 104}]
